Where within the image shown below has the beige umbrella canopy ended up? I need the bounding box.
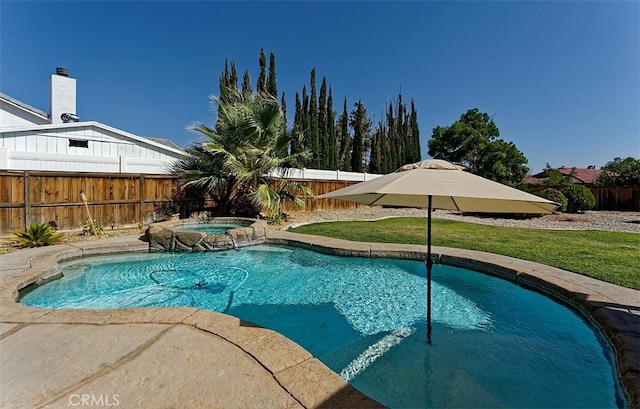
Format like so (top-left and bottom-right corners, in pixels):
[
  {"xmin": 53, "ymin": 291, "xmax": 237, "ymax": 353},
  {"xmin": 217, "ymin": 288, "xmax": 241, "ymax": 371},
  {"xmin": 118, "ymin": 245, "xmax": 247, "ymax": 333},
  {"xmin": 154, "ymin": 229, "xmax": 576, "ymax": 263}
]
[
  {"xmin": 320, "ymin": 159, "xmax": 559, "ymax": 213},
  {"xmin": 319, "ymin": 159, "xmax": 559, "ymax": 344}
]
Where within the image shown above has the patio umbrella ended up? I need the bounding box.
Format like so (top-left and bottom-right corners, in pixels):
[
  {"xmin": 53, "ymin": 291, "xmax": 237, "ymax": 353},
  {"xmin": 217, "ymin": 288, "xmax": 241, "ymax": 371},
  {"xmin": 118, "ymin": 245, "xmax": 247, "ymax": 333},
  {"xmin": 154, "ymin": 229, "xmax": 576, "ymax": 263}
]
[{"xmin": 318, "ymin": 159, "xmax": 559, "ymax": 344}]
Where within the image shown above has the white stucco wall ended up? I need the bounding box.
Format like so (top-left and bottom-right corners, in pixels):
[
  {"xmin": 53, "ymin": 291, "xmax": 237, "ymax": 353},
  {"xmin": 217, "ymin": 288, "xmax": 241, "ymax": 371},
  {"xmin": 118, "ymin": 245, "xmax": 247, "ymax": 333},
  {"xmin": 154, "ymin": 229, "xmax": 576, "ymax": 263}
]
[
  {"xmin": 0, "ymin": 99, "xmax": 49, "ymax": 127},
  {"xmin": 0, "ymin": 122, "xmax": 186, "ymax": 174}
]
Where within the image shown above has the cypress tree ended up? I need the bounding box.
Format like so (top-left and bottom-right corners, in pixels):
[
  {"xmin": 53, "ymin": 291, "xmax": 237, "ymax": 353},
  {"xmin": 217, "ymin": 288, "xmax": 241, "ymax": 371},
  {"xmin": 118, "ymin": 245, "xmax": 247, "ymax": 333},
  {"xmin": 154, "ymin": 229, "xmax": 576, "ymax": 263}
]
[
  {"xmin": 229, "ymin": 62, "xmax": 239, "ymax": 94},
  {"xmin": 241, "ymin": 70, "xmax": 252, "ymax": 99},
  {"xmin": 349, "ymin": 100, "xmax": 370, "ymax": 173},
  {"xmin": 338, "ymin": 98, "xmax": 351, "ymax": 171},
  {"xmin": 280, "ymin": 92, "xmax": 287, "ymax": 134},
  {"xmin": 368, "ymin": 123, "xmax": 383, "ymax": 174},
  {"xmin": 257, "ymin": 47, "xmax": 267, "ymax": 93},
  {"xmin": 326, "ymin": 87, "xmax": 337, "ymax": 170},
  {"xmin": 396, "ymin": 93, "xmax": 405, "ymax": 166},
  {"xmin": 385, "ymin": 103, "xmax": 396, "ymax": 172},
  {"xmin": 218, "ymin": 61, "xmax": 229, "ymax": 123},
  {"xmin": 267, "ymin": 52, "xmax": 277, "ymax": 98},
  {"xmin": 382, "ymin": 121, "xmax": 392, "ymax": 172},
  {"xmin": 308, "ymin": 69, "xmax": 319, "ymax": 168},
  {"xmin": 301, "ymin": 86, "xmax": 311, "ymax": 166},
  {"xmin": 409, "ymin": 100, "xmax": 421, "ymax": 162},
  {"xmin": 219, "ymin": 59, "xmax": 230, "ymax": 102},
  {"xmin": 291, "ymin": 92, "xmax": 303, "ymax": 156},
  {"xmin": 318, "ymin": 77, "xmax": 328, "ymax": 169},
  {"xmin": 280, "ymin": 92, "xmax": 288, "ymax": 156}
]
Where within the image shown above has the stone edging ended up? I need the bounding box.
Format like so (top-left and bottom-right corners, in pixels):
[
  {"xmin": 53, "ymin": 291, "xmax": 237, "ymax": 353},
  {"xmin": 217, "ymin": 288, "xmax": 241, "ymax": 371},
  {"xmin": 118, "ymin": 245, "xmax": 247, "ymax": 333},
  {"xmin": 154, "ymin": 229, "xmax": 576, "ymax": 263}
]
[{"xmin": 1, "ymin": 229, "xmax": 638, "ymax": 408}]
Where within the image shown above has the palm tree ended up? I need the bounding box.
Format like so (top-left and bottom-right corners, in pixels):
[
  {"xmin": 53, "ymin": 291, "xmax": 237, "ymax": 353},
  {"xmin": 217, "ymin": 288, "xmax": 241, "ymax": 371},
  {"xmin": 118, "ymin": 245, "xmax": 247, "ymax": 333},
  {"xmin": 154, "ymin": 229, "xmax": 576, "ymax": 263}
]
[{"xmin": 172, "ymin": 90, "xmax": 311, "ymax": 221}]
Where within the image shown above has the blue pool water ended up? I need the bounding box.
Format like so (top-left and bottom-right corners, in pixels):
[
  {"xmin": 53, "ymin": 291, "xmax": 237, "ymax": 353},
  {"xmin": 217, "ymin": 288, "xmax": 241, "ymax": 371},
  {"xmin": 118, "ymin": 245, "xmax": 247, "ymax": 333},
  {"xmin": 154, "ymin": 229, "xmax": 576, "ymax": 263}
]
[
  {"xmin": 20, "ymin": 245, "xmax": 626, "ymax": 408},
  {"xmin": 175, "ymin": 223, "xmax": 244, "ymax": 235}
]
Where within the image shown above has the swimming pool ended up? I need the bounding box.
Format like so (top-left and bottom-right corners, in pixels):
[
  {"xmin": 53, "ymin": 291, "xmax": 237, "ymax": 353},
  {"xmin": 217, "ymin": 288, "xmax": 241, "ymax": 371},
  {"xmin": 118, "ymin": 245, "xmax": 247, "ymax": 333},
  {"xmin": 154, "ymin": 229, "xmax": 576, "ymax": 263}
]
[{"xmin": 20, "ymin": 245, "xmax": 626, "ymax": 408}]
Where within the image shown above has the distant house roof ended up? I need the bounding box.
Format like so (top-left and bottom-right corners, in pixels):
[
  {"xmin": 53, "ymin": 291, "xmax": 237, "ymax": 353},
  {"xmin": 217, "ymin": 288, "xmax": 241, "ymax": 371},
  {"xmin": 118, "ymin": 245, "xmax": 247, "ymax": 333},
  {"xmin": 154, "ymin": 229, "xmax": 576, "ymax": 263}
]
[
  {"xmin": 0, "ymin": 92, "xmax": 49, "ymax": 121},
  {"xmin": 524, "ymin": 167, "xmax": 603, "ymax": 185},
  {"xmin": 146, "ymin": 137, "xmax": 182, "ymax": 150}
]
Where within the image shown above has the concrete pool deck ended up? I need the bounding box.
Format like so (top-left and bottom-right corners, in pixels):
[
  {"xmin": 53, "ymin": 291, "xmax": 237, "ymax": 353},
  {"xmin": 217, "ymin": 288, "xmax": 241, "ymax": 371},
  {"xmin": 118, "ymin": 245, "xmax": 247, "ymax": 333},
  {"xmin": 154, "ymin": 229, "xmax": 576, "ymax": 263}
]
[{"xmin": 1, "ymin": 230, "xmax": 638, "ymax": 408}]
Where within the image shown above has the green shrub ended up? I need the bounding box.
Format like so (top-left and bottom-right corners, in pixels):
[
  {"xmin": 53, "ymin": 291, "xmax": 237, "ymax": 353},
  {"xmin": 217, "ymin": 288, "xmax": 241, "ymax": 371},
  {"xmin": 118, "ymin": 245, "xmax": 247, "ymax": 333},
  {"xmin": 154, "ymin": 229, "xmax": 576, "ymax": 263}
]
[
  {"xmin": 562, "ymin": 185, "xmax": 596, "ymax": 213},
  {"xmin": 11, "ymin": 223, "xmax": 65, "ymax": 247},
  {"xmin": 537, "ymin": 188, "xmax": 568, "ymax": 212},
  {"xmin": 265, "ymin": 211, "xmax": 289, "ymax": 225}
]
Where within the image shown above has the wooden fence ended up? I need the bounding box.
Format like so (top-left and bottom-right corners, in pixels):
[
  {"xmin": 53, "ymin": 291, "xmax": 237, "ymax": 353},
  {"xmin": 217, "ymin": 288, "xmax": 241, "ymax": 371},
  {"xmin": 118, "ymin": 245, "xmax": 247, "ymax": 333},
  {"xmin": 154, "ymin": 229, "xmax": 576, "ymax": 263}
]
[
  {"xmin": 590, "ymin": 186, "xmax": 640, "ymax": 211},
  {"xmin": 0, "ymin": 172, "xmax": 364, "ymax": 234},
  {"xmin": 1, "ymin": 171, "xmax": 637, "ymax": 235},
  {"xmin": 0, "ymin": 171, "xmax": 179, "ymax": 234}
]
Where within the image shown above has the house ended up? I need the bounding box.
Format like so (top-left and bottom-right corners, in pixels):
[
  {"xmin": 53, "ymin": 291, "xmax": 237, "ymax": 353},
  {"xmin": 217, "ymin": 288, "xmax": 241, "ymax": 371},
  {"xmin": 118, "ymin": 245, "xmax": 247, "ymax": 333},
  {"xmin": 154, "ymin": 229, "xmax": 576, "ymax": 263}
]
[
  {"xmin": 0, "ymin": 68, "xmax": 187, "ymax": 174},
  {"xmin": 524, "ymin": 166, "xmax": 603, "ymax": 186}
]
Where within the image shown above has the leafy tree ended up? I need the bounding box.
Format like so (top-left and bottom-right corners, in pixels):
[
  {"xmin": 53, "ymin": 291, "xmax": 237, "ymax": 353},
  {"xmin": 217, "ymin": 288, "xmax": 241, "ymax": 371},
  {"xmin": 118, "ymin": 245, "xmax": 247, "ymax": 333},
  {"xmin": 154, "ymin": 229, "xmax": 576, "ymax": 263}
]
[
  {"xmin": 173, "ymin": 90, "xmax": 311, "ymax": 221},
  {"xmin": 429, "ymin": 108, "xmax": 528, "ymax": 185},
  {"xmin": 474, "ymin": 139, "xmax": 529, "ymax": 186},
  {"xmin": 429, "ymin": 108, "xmax": 499, "ymax": 169},
  {"xmin": 596, "ymin": 157, "xmax": 640, "ymax": 186},
  {"xmin": 538, "ymin": 164, "xmax": 575, "ymax": 188}
]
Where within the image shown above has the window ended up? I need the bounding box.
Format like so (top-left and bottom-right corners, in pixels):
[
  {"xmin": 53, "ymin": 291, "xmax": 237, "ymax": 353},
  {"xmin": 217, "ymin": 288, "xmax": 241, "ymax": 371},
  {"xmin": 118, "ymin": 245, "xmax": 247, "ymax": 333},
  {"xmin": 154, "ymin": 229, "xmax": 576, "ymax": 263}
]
[{"xmin": 69, "ymin": 139, "xmax": 89, "ymax": 148}]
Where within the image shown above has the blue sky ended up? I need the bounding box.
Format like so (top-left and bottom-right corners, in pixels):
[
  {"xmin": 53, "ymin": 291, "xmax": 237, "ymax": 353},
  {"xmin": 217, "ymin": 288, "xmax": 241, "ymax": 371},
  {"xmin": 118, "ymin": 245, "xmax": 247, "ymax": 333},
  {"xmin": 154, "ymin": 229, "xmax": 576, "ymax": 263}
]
[{"xmin": 1, "ymin": 1, "xmax": 638, "ymax": 174}]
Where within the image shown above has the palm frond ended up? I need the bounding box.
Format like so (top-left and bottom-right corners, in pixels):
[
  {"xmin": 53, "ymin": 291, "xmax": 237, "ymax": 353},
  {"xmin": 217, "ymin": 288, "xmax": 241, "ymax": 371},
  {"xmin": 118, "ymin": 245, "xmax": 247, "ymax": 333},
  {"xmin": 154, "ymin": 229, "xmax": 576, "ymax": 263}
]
[{"xmin": 252, "ymin": 184, "xmax": 281, "ymax": 216}]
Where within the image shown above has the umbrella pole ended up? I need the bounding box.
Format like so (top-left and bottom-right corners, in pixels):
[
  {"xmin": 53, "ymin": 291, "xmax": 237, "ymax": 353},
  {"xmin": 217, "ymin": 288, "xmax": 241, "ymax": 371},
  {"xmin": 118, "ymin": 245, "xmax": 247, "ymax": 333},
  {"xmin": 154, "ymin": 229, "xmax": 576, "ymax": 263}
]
[{"xmin": 427, "ymin": 195, "xmax": 433, "ymax": 345}]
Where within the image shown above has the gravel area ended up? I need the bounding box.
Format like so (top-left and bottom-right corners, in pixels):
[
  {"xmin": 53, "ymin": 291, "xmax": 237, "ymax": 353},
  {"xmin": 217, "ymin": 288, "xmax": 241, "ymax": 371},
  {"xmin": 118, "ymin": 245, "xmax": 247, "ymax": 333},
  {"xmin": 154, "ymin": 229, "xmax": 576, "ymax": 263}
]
[{"xmin": 283, "ymin": 207, "xmax": 640, "ymax": 234}]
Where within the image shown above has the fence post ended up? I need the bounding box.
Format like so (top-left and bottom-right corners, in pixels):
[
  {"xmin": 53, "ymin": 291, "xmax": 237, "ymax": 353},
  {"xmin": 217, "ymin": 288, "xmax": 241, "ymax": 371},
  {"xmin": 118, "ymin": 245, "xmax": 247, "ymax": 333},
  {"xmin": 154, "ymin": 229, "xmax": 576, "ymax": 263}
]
[
  {"xmin": 23, "ymin": 171, "xmax": 30, "ymax": 230},
  {"xmin": 139, "ymin": 174, "xmax": 145, "ymax": 224}
]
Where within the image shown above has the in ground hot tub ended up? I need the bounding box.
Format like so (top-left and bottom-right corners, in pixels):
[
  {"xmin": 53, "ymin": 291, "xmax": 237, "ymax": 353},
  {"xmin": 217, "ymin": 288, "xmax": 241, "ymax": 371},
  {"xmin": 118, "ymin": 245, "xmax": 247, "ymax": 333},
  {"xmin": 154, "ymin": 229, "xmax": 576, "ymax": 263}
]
[{"xmin": 145, "ymin": 217, "xmax": 267, "ymax": 251}]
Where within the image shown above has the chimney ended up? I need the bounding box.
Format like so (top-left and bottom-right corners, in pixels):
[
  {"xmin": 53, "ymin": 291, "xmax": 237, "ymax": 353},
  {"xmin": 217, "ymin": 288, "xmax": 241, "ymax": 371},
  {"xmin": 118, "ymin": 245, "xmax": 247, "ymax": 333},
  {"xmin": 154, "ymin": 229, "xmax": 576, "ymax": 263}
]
[{"xmin": 50, "ymin": 67, "xmax": 77, "ymax": 124}]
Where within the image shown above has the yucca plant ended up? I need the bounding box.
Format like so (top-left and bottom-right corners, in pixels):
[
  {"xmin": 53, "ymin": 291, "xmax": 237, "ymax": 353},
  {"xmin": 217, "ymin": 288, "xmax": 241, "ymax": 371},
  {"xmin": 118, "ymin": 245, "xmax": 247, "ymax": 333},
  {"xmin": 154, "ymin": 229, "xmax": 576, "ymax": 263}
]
[
  {"xmin": 81, "ymin": 219, "xmax": 105, "ymax": 236},
  {"xmin": 11, "ymin": 223, "xmax": 65, "ymax": 247}
]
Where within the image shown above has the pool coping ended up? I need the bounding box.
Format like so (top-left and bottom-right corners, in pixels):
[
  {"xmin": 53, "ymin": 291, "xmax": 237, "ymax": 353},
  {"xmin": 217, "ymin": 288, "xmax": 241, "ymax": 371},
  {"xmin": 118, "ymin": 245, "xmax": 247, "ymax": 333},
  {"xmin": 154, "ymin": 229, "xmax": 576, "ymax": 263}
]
[{"xmin": 1, "ymin": 230, "xmax": 638, "ymax": 408}]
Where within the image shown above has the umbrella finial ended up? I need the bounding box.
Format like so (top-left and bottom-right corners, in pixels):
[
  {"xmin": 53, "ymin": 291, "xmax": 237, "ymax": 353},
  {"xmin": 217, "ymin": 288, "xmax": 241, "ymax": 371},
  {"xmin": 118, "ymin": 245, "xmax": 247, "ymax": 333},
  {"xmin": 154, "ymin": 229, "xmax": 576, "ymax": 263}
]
[{"xmin": 396, "ymin": 159, "xmax": 462, "ymax": 172}]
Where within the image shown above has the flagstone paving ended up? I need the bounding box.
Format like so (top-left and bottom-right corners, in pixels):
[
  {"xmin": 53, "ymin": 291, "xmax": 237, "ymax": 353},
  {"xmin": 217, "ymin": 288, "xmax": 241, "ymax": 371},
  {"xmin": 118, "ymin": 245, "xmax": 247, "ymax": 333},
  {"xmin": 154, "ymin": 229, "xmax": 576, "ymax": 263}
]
[{"xmin": 1, "ymin": 232, "xmax": 638, "ymax": 408}]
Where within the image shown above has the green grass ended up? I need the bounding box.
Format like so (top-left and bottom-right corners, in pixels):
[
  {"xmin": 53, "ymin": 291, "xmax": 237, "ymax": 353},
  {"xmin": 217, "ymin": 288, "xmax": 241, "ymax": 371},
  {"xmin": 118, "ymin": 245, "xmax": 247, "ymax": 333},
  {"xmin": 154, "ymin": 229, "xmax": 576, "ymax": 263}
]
[{"xmin": 292, "ymin": 217, "xmax": 640, "ymax": 290}]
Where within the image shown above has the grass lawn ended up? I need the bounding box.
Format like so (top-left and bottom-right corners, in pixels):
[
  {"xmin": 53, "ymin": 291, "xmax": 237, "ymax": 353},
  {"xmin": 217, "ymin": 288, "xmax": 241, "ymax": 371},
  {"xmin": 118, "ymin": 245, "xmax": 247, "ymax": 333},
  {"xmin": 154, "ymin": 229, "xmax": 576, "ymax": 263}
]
[{"xmin": 291, "ymin": 217, "xmax": 640, "ymax": 290}]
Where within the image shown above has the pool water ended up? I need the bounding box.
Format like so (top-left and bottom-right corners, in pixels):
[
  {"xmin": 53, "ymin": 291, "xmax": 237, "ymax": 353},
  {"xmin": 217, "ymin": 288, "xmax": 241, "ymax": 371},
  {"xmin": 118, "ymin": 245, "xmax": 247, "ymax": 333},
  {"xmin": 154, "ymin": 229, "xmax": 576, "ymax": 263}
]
[
  {"xmin": 175, "ymin": 223, "xmax": 244, "ymax": 235},
  {"xmin": 20, "ymin": 245, "xmax": 626, "ymax": 408}
]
